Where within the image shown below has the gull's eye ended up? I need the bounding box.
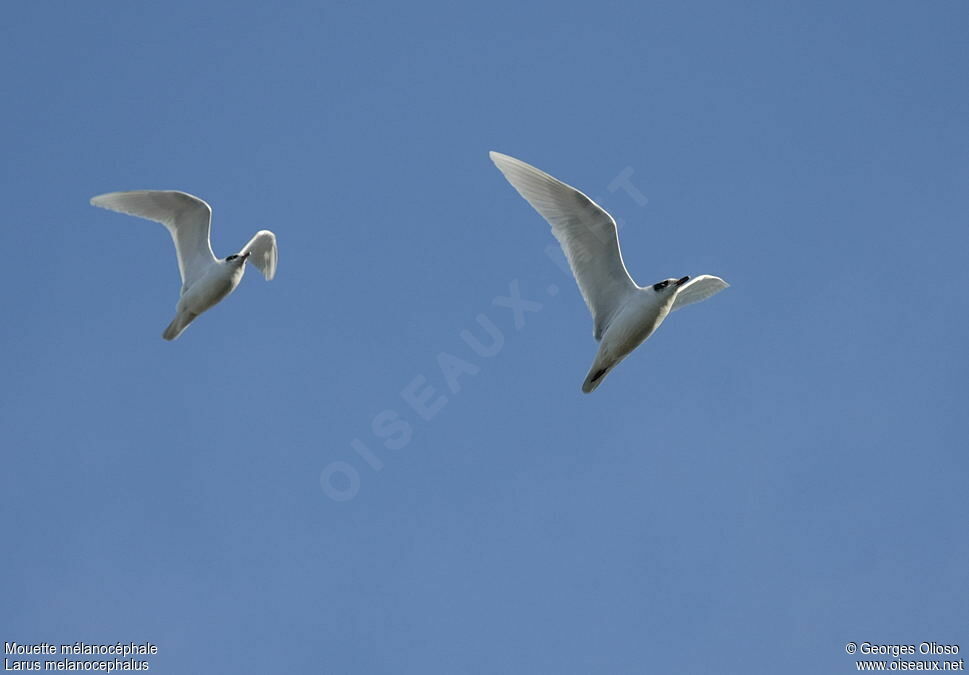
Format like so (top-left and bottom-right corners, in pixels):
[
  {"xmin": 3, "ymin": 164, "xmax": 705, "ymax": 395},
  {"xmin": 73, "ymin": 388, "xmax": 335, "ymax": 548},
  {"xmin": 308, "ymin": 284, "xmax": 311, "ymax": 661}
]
[
  {"xmin": 653, "ymin": 281, "xmax": 669, "ymax": 291},
  {"xmin": 226, "ymin": 255, "xmax": 238, "ymax": 261}
]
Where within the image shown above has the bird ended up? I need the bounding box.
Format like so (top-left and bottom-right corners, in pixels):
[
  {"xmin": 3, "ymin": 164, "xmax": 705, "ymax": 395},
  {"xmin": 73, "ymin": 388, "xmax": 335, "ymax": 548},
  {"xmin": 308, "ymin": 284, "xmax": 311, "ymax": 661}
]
[
  {"xmin": 489, "ymin": 152, "xmax": 728, "ymax": 393},
  {"xmin": 89, "ymin": 190, "xmax": 278, "ymax": 340}
]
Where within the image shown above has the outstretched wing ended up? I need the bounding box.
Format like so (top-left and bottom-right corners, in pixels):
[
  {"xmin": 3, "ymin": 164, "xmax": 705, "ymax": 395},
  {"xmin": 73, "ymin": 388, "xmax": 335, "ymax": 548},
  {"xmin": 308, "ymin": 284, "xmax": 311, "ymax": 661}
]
[
  {"xmin": 239, "ymin": 230, "xmax": 278, "ymax": 280},
  {"xmin": 671, "ymin": 275, "xmax": 729, "ymax": 312},
  {"xmin": 490, "ymin": 152, "xmax": 637, "ymax": 340},
  {"xmin": 90, "ymin": 190, "xmax": 215, "ymax": 289}
]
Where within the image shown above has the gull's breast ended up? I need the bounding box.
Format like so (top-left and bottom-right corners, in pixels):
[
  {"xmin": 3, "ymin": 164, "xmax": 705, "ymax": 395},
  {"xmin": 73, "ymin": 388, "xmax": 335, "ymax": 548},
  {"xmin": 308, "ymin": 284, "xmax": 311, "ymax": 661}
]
[
  {"xmin": 178, "ymin": 265, "xmax": 243, "ymax": 314},
  {"xmin": 602, "ymin": 296, "xmax": 670, "ymax": 358}
]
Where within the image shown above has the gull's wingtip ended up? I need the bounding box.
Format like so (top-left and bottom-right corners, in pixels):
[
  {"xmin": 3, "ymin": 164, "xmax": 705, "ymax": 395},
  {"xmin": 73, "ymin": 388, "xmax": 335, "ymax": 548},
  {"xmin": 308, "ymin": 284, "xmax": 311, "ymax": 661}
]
[
  {"xmin": 89, "ymin": 192, "xmax": 122, "ymax": 208},
  {"xmin": 490, "ymin": 150, "xmax": 519, "ymax": 165},
  {"xmin": 702, "ymin": 274, "xmax": 730, "ymax": 289},
  {"xmin": 263, "ymin": 257, "xmax": 277, "ymax": 281}
]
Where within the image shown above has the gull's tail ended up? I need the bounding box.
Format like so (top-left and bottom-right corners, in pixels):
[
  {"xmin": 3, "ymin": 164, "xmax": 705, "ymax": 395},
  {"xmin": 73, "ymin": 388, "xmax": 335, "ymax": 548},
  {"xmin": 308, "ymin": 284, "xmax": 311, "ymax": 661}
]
[
  {"xmin": 581, "ymin": 357, "xmax": 615, "ymax": 394},
  {"xmin": 162, "ymin": 311, "xmax": 197, "ymax": 341}
]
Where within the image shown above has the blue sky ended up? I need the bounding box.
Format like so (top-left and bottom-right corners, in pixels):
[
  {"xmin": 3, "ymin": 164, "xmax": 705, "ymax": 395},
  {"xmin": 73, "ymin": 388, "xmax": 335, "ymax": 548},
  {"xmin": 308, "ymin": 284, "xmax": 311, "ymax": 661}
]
[{"xmin": 1, "ymin": 1, "xmax": 967, "ymax": 672}]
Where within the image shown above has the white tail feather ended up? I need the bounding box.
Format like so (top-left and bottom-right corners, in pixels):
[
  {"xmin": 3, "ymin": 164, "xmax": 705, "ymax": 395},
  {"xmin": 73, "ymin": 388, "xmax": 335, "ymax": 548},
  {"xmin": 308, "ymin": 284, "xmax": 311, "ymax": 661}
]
[
  {"xmin": 162, "ymin": 312, "xmax": 197, "ymax": 341},
  {"xmin": 582, "ymin": 360, "xmax": 613, "ymax": 393}
]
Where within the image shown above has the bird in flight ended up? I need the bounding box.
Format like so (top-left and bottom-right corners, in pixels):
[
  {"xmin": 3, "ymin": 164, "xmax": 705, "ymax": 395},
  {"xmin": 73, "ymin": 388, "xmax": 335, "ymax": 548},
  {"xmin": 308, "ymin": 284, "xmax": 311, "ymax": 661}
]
[
  {"xmin": 490, "ymin": 152, "xmax": 728, "ymax": 393},
  {"xmin": 90, "ymin": 190, "xmax": 278, "ymax": 340}
]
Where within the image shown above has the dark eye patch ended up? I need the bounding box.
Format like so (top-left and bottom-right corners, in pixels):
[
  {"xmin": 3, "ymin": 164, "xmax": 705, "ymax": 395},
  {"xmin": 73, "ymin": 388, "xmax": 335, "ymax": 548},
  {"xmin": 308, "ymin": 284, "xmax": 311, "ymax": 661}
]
[
  {"xmin": 653, "ymin": 280, "xmax": 669, "ymax": 291},
  {"xmin": 226, "ymin": 255, "xmax": 238, "ymax": 261}
]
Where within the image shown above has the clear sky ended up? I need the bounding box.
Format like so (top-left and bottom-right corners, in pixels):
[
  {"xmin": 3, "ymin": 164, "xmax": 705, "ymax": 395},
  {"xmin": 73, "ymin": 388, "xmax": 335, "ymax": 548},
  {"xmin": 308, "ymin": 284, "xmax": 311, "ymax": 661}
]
[{"xmin": 1, "ymin": 1, "xmax": 967, "ymax": 673}]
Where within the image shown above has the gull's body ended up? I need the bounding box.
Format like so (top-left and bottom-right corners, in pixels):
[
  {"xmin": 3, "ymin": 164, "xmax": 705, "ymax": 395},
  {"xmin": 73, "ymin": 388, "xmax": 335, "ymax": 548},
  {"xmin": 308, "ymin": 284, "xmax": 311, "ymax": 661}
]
[
  {"xmin": 490, "ymin": 152, "xmax": 728, "ymax": 393},
  {"xmin": 89, "ymin": 190, "xmax": 277, "ymax": 340}
]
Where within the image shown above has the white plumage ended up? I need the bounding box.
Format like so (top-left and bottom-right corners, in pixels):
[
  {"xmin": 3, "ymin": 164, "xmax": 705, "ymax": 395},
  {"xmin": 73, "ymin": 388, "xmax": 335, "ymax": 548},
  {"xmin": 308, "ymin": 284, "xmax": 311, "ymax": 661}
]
[
  {"xmin": 90, "ymin": 190, "xmax": 278, "ymax": 340},
  {"xmin": 490, "ymin": 152, "xmax": 728, "ymax": 392}
]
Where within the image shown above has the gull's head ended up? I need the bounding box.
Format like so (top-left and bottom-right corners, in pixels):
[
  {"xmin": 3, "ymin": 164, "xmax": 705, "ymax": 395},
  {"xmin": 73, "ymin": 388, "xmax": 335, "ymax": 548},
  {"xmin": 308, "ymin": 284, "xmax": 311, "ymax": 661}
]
[
  {"xmin": 652, "ymin": 276, "xmax": 690, "ymax": 295},
  {"xmin": 224, "ymin": 252, "xmax": 251, "ymax": 267}
]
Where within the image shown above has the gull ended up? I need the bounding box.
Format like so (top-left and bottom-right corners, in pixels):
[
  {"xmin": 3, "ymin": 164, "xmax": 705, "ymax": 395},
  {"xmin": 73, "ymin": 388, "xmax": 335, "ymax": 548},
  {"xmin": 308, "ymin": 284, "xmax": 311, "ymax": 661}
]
[
  {"xmin": 90, "ymin": 190, "xmax": 278, "ymax": 340},
  {"xmin": 490, "ymin": 152, "xmax": 728, "ymax": 393}
]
